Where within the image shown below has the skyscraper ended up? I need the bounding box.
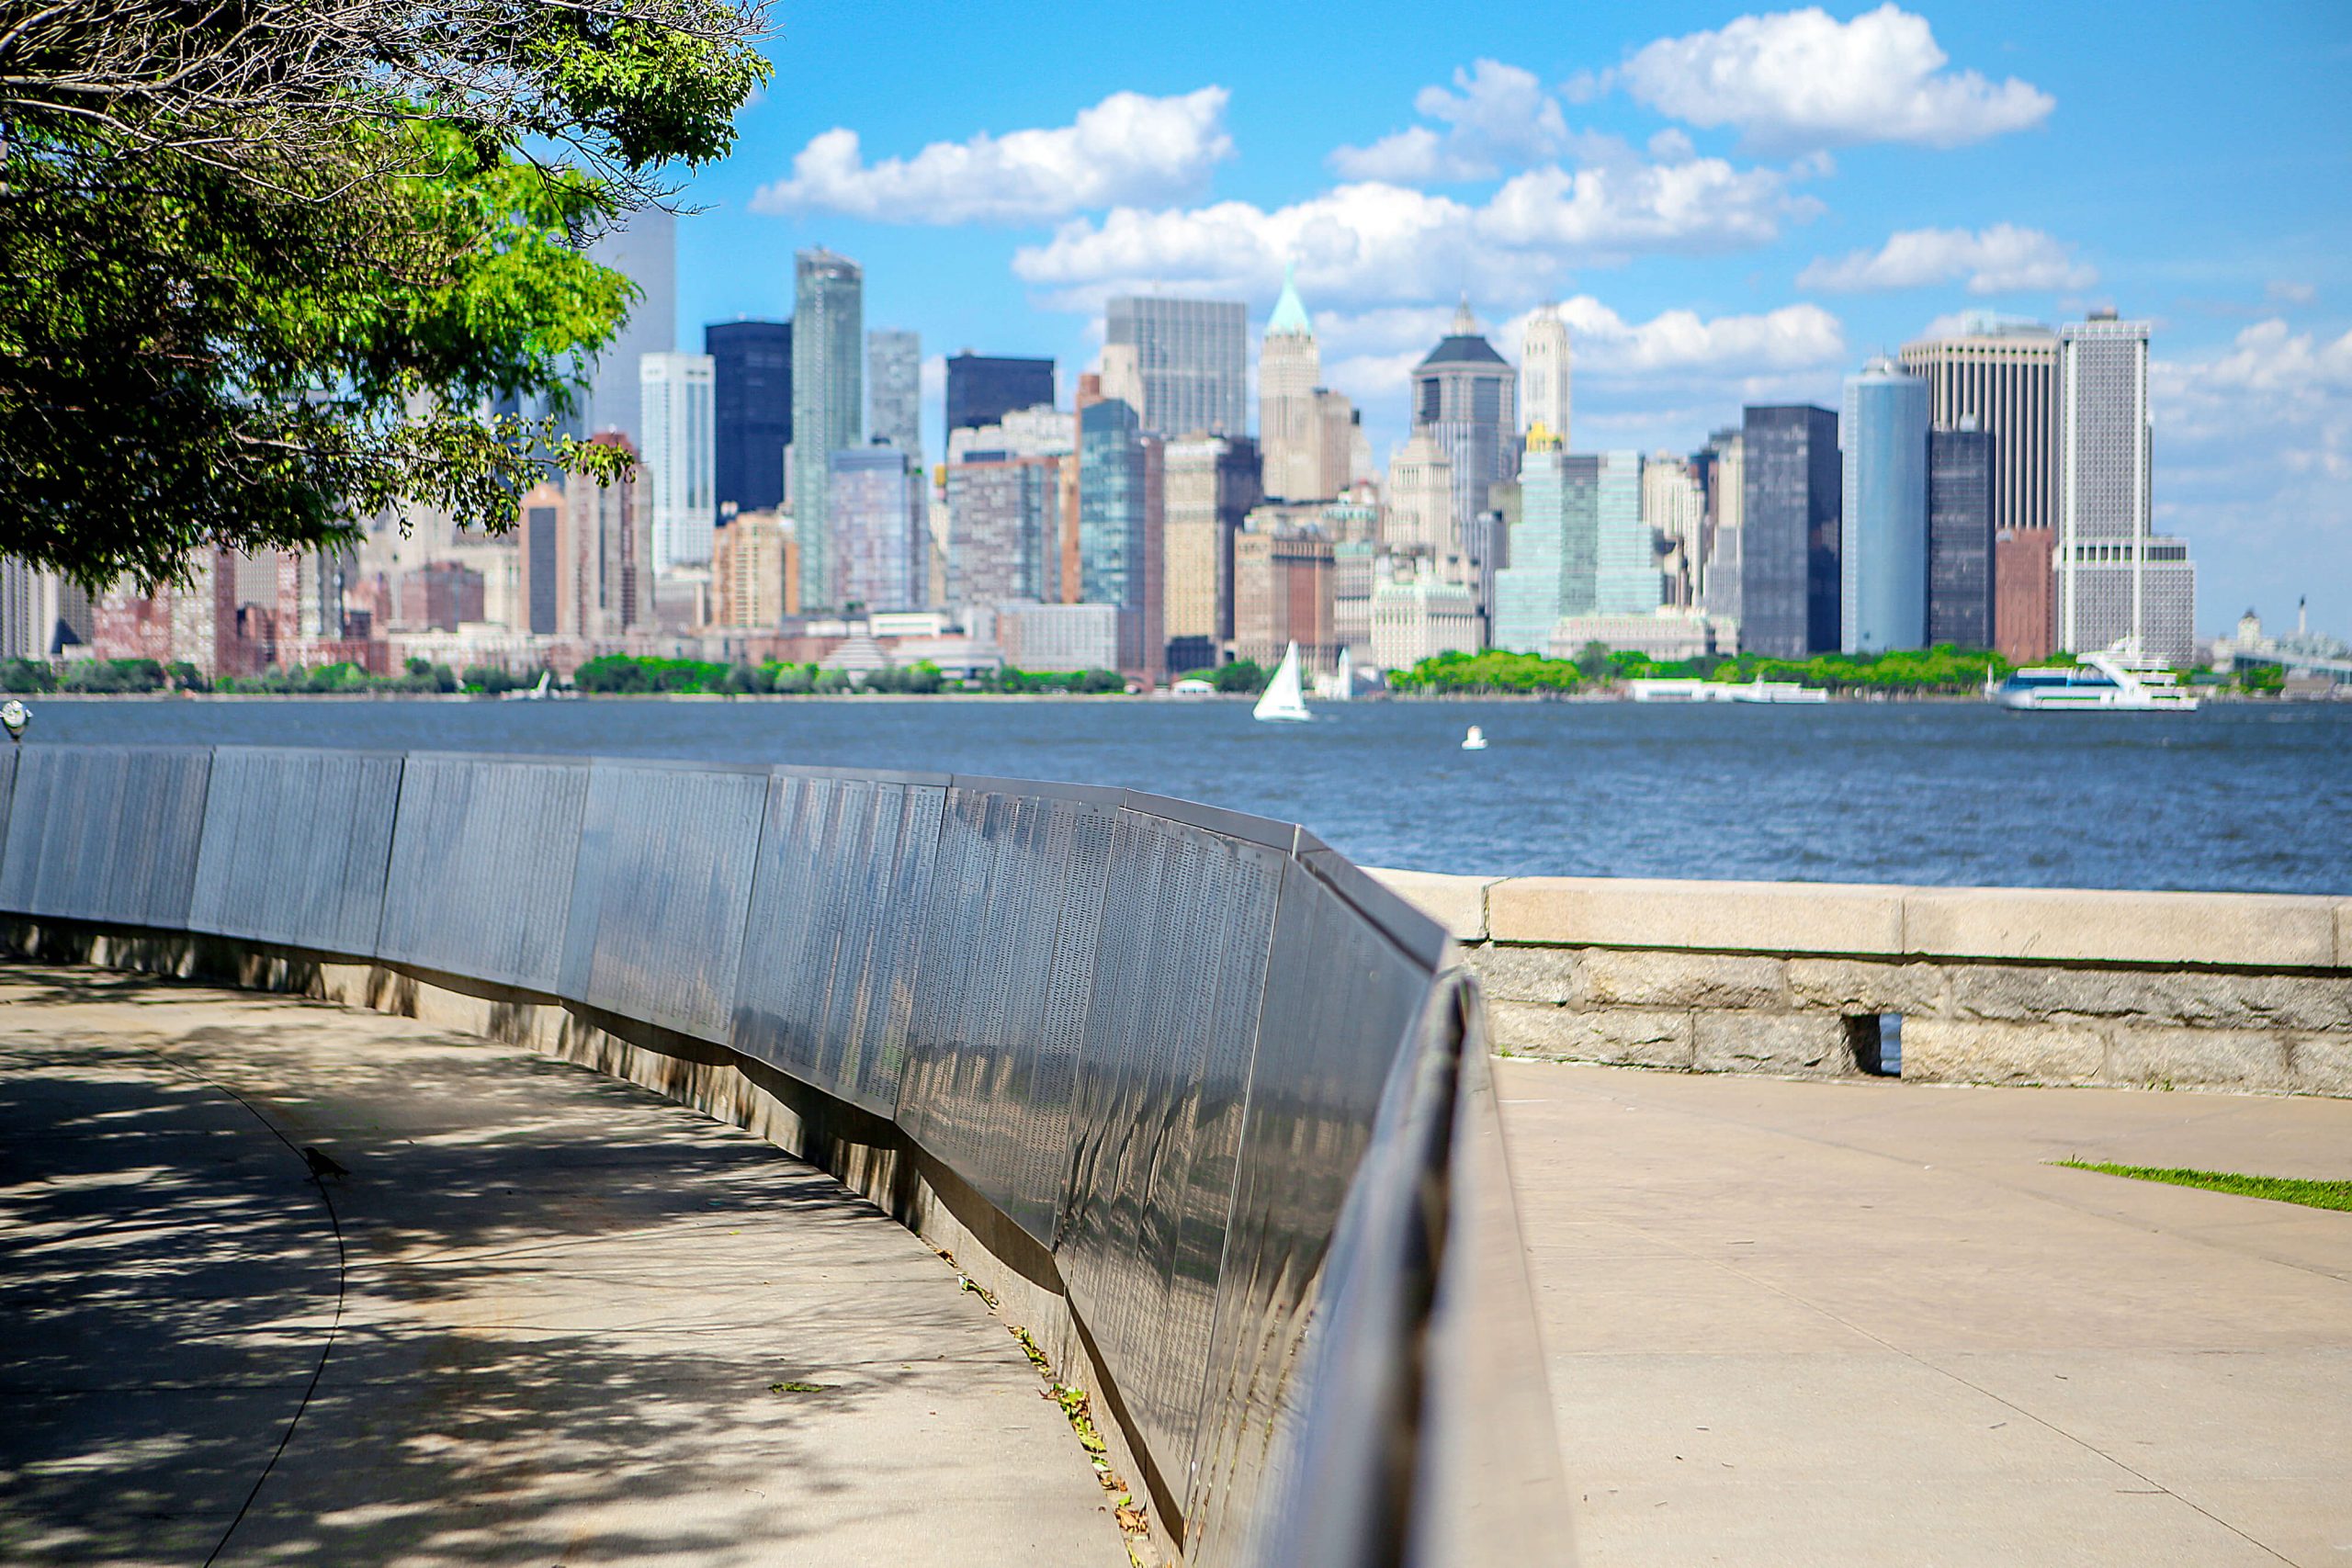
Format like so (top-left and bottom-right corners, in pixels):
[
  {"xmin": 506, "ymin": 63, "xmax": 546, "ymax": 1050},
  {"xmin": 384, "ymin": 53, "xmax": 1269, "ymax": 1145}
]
[
  {"xmin": 2055, "ymin": 312, "xmax": 2195, "ymax": 661},
  {"xmin": 1078, "ymin": 397, "xmax": 1164, "ymax": 678},
  {"xmin": 707, "ymin": 321, "xmax": 791, "ymax": 517},
  {"xmin": 1928, "ymin": 425, "xmax": 1995, "ymax": 648},
  {"xmin": 1839, "ymin": 356, "xmax": 1930, "ymax": 653},
  {"xmin": 1492, "ymin": 432, "xmax": 1597, "ymax": 653},
  {"xmin": 1643, "ymin": 455, "xmax": 1704, "ymax": 607},
  {"xmin": 639, "ymin": 352, "xmax": 716, "ymax": 571},
  {"xmin": 1898, "ymin": 316, "xmax": 2059, "ymax": 661},
  {"xmin": 867, "ymin": 328, "xmax": 922, "ymax": 460},
  {"xmin": 517, "ymin": 482, "xmax": 564, "ymax": 635},
  {"xmin": 584, "ymin": 209, "xmax": 676, "ymax": 446},
  {"xmin": 1260, "ymin": 267, "xmax": 1324, "ymax": 501},
  {"xmin": 1411, "ymin": 299, "xmax": 1519, "ymax": 571},
  {"xmin": 829, "ymin": 446, "xmax": 925, "ymax": 613},
  {"xmin": 1741, "ymin": 406, "xmax": 1842, "ymax": 658},
  {"xmin": 1103, "ymin": 296, "xmax": 1247, "ymax": 438},
  {"xmin": 1592, "ymin": 452, "xmax": 1655, "ymax": 615},
  {"xmin": 1520, "ymin": 306, "xmax": 1572, "ymax": 447},
  {"xmin": 1385, "ymin": 434, "xmax": 1455, "ymax": 558},
  {"xmin": 1161, "ymin": 434, "xmax": 1261, "ymax": 671},
  {"xmin": 1695, "ymin": 428, "xmax": 1745, "ymax": 622},
  {"xmin": 791, "ymin": 249, "xmax": 863, "ymax": 611},
  {"xmin": 560, "ymin": 433, "xmax": 653, "ymax": 637},
  {"xmin": 946, "ymin": 456, "xmax": 1061, "ymax": 607},
  {"xmin": 946, "ymin": 355, "xmax": 1056, "ymax": 433}
]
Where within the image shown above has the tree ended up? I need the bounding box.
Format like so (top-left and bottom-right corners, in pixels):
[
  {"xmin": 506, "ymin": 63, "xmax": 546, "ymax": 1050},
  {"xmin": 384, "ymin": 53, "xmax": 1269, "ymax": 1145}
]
[{"xmin": 0, "ymin": 0, "xmax": 769, "ymax": 587}]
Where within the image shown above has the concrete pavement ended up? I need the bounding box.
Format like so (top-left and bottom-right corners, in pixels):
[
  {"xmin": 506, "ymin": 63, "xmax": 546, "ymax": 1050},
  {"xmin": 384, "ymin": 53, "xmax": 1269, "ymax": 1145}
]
[
  {"xmin": 0, "ymin": 964, "xmax": 1129, "ymax": 1568},
  {"xmin": 1502, "ymin": 1059, "xmax": 2352, "ymax": 1567}
]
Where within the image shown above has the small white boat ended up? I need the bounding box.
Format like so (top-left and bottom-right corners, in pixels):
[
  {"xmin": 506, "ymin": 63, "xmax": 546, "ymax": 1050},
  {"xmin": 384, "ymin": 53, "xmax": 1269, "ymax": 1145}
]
[
  {"xmin": 1170, "ymin": 677, "xmax": 1216, "ymax": 697},
  {"xmin": 1461, "ymin": 725, "xmax": 1488, "ymax": 750},
  {"xmin": 1996, "ymin": 641, "xmax": 2199, "ymax": 712},
  {"xmin": 1728, "ymin": 677, "xmax": 1828, "ymax": 705},
  {"xmin": 1253, "ymin": 642, "xmax": 1312, "ymax": 723},
  {"xmin": 502, "ymin": 670, "xmax": 568, "ymax": 702}
]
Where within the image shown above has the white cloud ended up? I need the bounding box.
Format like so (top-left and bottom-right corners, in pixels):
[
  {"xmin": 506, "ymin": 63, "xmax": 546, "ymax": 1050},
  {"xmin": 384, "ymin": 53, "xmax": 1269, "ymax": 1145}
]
[
  {"xmin": 2266, "ymin": 279, "xmax": 2318, "ymax": 307},
  {"xmin": 1332, "ymin": 60, "xmax": 1568, "ymax": 182},
  {"xmin": 750, "ymin": 88, "xmax": 1233, "ymax": 224},
  {"xmin": 1797, "ymin": 224, "xmax": 2095, "ymax": 295},
  {"xmin": 1599, "ymin": 5, "xmax": 2054, "ymax": 152},
  {"xmin": 1015, "ymin": 145, "xmax": 1816, "ymax": 312}
]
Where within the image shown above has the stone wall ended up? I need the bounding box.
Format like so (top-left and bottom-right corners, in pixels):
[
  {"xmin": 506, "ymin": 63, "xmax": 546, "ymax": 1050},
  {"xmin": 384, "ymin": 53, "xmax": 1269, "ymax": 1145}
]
[{"xmin": 1370, "ymin": 871, "xmax": 2352, "ymax": 1099}]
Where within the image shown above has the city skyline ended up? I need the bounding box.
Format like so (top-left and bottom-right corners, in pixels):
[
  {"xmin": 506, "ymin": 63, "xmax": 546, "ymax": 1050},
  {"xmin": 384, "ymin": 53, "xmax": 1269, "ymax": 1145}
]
[{"xmin": 660, "ymin": 1, "xmax": 2348, "ymax": 636}]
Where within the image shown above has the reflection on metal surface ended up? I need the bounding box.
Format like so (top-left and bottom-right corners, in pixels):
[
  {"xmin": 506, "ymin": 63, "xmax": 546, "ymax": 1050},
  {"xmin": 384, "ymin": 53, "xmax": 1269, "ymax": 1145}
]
[{"xmin": 0, "ymin": 743, "xmax": 1568, "ymax": 1567}]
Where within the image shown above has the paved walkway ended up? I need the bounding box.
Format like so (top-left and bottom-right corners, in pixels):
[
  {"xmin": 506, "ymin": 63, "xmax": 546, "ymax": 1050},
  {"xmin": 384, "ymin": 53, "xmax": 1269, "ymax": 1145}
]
[
  {"xmin": 1501, "ymin": 1059, "xmax": 2352, "ymax": 1567},
  {"xmin": 0, "ymin": 965, "xmax": 1128, "ymax": 1568}
]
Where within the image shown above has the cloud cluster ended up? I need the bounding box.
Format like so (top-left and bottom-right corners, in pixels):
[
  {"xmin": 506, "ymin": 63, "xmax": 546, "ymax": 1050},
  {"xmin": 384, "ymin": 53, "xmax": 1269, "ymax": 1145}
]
[
  {"xmin": 751, "ymin": 88, "xmax": 1232, "ymax": 224},
  {"xmin": 1591, "ymin": 4, "xmax": 2053, "ymax": 151},
  {"xmin": 1331, "ymin": 60, "xmax": 1568, "ymax": 182},
  {"xmin": 1797, "ymin": 224, "xmax": 2095, "ymax": 295}
]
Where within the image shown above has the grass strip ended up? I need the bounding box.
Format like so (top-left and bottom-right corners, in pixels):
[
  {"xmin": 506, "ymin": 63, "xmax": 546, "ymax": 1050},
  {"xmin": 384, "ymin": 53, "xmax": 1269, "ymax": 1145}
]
[{"xmin": 2056, "ymin": 1160, "xmax": 2352, "ymax": 1213}]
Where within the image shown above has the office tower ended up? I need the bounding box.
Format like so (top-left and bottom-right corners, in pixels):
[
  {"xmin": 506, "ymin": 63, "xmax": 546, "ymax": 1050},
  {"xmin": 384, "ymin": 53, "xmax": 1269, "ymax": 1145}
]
[
  {"xmin": 274, "ymin": 547, "xmax": 353, "ymax": 648},
  {"xmin": 584, "ymin": 209, "xmax": 676, "ymax": 446},
  {"xmin": 0, "ymin": 558, "xmax": 93, "ymax": 659},
  {"xmin": 1371, "ymin": 559, "xmax": 1480, "ymax": 671},
  {"xmin": 1928, "ymin": 426, "xmax": 1995, "ymax": 648},
  {"xmin": 1643, "ymin": 455, "xmax": 1704, "ymax": 607},
  {"xmin": 1740, "ymin": 406, "xmax": 1842, "ymax": 657},
  {"xmin": 1520, "ymin": 306, "xmax": 1572, "ymax": 448},
  {"xmin": 791, "ymin": 250, "xmax": 864, "ymax": 611},
  {"xmin": 946, "ymin": 354, "xmax": 1056, "ymax": 433},
  {"xmin": 560, "ymin": 433, "xmax": 653, "ymax": 637},
  {"xmin": 947, "ymin": 456, "xmax": 1062, "ymax": 606},
  {"xmin": 1694, "ymin": 428, "xmax": 1745, "ymax": 621},
  {"xmin": 2056, "ymin": 312, "xmax": 2195, "ymax": 662},
  {"xmin": 1104, "ymin": 296, "xmax": 1248, "ymax": 438},
  {"xmin": 1385, "ymin": 433, "xmax": 1455, "ymax": 556},
  {"xmin": 1260, "ymin": 266, "xmax": 1325, "ymax": 501},
  {"xmin": 1162, "ymin": 434, "xmax": 1262, "ymax": 671},
  {"xmin": 712, "ymin": 508, "xmax": 795, "ymax": 626},
  {"xmin": 707, "ymin": 321, "xmax": 791, "ymax": 518},
  {"xmin": 639, "ymin": 351, "xmax": 716, "ymax": 571},
  {"xmin": 1839, "ymin": 356, "xmax": 1930, "ymax": 653},
  {"xmin": 397, "ymin": 561, "xmax": 486, "ymax": 632},
  {"xmin": 1411, "ymin": 299, "xmax": 1520, "ymax": 576},
  {"xmin": 1898, "ymin": 315, "xmax": 2059, "ymax": 661},
  {"xmin": 1233, "ymin": 519, "xmax": 1337, "ymax": 672},
  {"xmin": 829, "ymin": 446, "xmax": 925, "ymax": 613},
  {"xmin": 867, "ymin": 329, "xmax": 922, "ymax": 459},
  {"xmin": 1078, "ymin": 398, "xmax": 1164, "ymax": 678},
  {"xmin": 1493, "ymin": 431, "xmax": 1598, "ymax": 653},
  {"xmin": 517, "ymin": 482, "xmax": 565, "ymax": 635},
  {"xmin": 1592, "ymin": 452, "xmax": 1655, "ymax": 615}
]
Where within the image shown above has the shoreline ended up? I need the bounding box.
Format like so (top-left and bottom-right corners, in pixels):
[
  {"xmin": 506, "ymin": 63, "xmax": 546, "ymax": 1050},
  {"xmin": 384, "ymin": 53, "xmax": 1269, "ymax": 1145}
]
[{"xmin": 10, "ymin": 688, "xmax": 2313, "ymax": 705}]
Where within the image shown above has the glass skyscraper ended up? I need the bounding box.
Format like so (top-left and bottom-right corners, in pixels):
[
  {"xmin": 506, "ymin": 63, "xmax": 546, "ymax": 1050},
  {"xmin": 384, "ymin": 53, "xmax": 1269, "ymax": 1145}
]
[
  {"xmin": 1839, "ymin": 356, "xmax": 1929, "ymax": 653},
  {"xmin": 1740, "ymin": 405, "xmax": 1842, "ymax": 658},
  {"xmin": 1078, "ymin": 398, "xmax": 1162, "ymax": 676},
  {"xmin": 1928, "ymin": 426, "xmax": 1994, "ymax": 648},
  {"xmin": 2056, "ymin": 312, "xmax": 2196, "ymax": 662},
  {"xmin": 1103, "ymin": 297, "xmax": 1247, "ymax": 438},
  {"xmin": 946, "ymin": 355, "xmax": 1056, "ymax": 433},
  {"xmin": 583, "ymin": 208, "xmax": 675, "ymax": 448},
  {"xmin": 1492, "ymin": 441, "xmax": 1598, "ymax": 653},
  {"xmin": 828, "ymin": 446, "xmax": 923, "ymax": 613},
  {"xmin": 866, "ymin": 329, "xmax": 922, "ymax": 461},
  {"xmin": 791, "ymin": 249, "xmax": 863, "ymax": 612},
  {"xmin": 707, "ymin": 321, "xmax": 790, "ymax": 518}
]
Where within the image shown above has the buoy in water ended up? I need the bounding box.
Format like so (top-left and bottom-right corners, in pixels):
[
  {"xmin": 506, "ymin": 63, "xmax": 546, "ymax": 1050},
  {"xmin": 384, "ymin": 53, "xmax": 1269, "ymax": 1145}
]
[{"xmin": 1461, "ymin": 725, "xmax": 1488, "ymax": 750}]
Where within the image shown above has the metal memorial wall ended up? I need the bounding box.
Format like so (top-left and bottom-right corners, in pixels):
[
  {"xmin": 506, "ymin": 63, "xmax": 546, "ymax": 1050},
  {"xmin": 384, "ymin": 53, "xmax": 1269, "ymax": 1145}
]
[{"xmin": 0, "ymin": 743, "xmax": 1565, "ymax": 1566}]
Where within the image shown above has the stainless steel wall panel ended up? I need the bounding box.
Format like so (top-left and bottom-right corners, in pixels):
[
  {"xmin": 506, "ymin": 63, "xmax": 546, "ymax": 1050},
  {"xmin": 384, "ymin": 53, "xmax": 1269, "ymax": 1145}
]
[
  {"xmin": 379, "ymin": 753, "xmax": 592, "ymax": 990},
  {"xmin": 1057, "ymin": 810, "xmax": 1283, "ymax": 1517},
  {"xmin": 560, "ymin": 760, "xmax": 766, "ymax": 1038},
  {"xmin": 187, "ymin": 748, "xmax": 402, "ymax": 954},
  {"xmin": 0, "ymin": 746, "xmax": 211, "ymax": 927},
  {"xmin": 0, "ymin": 748, "xmax": 19, "ymax": 876}
]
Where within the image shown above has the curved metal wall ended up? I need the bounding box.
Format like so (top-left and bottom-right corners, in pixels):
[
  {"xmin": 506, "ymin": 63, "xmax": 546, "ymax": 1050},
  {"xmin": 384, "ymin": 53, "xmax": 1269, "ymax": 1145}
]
[{"xmin": 0, "ymin": 742, "xmax": 1566, "ymax": 1567}]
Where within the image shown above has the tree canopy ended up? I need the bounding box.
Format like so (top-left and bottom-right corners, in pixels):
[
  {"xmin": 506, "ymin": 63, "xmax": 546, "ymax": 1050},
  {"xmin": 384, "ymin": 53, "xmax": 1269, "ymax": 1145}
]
[{"xmin": 0, "ymin": 0, "xmax": 770, "ymax": 587}]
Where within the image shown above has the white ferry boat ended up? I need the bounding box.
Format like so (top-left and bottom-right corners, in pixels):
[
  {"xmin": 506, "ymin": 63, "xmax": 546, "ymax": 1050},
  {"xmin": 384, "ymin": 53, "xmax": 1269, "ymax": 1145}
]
[
  {"xmin": 1994, "ymin": 642, "xmax": 2199, "ymax": 712},
  {"xmin": 1727, "ymin": 677, "xmax": 1829, "ymax": 705}
]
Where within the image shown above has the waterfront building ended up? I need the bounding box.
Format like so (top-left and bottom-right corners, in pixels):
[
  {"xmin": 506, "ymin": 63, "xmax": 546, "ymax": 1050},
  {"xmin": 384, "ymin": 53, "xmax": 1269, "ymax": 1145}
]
[
  {"xmin": 712, "ymin": 508, "xmax": 795, "ymax": 628},
  {"xmin": 947, "ymin": 455, "xmax": 1062, "ymax": 608},
  {"xmin": 867, "ymin": 328, "xmax": 922, "ymax": 461},
  {"xmin": 791, "ymin": 249, "xmax": 863, "ymax": 611},
  {"xmin": 1104, "ymin": 296, "xmax": 1248, "ymax": 438},
  {"xmin": 1898, "ymin": 314, "xmax": 2060, "ymax": 661},
  {"xmin": 1411, "ymin": 299, "xmax": 1519, "ymax": 583},
  {"xmin": 829, "ymin": 445, "xmax": 926, "ymax": 613},
  {"xmin": 1694, "ymin": 427, "xmax": 1745, "ymax": 624},
  {"xmin": 2056, "ymin": 312, "xmax": 2196, "ymax": 662},
  {"xmin": 946, "ymin": 354, "xmax": 1056, "ymax": 434},
  {"xmin": 1233, "ymin": 513, "xmax": 1337, "ymax": 674},
  {"xmin": 1520, "ymin": 306, "xmax": 1572, "ymax": 448},
  {"xmin": 0, "ymin": 558, "xmax": 93, "ymax": 659},
  {"xmin": 1928, "ymin": 426, "xmax": 1995, "ymax": 649},
  {"xmin": 584, "ymin": 209, "xmax": 674, "ymax": 447},
  {"xmin": 1644, "ymin": 454, "xmax": 1704, "ymax": 608},
  {"xmin": 1492, "ymin": 431, "xmax": 1597, "ymax": 655},
  {"xmin": 1547, "ymin": 609, "xmax": 1736, "ymax": 663},
  {"xmin": 1162, "ymin": 434, "xmax": 1262, "ymax": 671},
  {"xmin": 707, "ymin": 321, "xmax": 791, "ymax": 519},
  {"xmin": 1385, "ymin": 433, "xmax": 1455, "ymax": 558},
  {"xmin": 560, "ymin": 433, "xmax": 653, "ymax": 637},
  {"xmin": 1078, "ymin": 397, "xmax": 1165, "ymax": 679},
  {"xmin": 997, "ymin": 601, "xmax": 1121, "ymax": 673},
  {"xmin": 639, "ymin": 351, "xmax": 716, "ymax": 570},
  {"xmin": 1840, "ymin": 356, "xmax": 1930, "ymax": 653},
  {"xmin": 1370, "ymin": 559, "xmax": 1479, "ymax": 672},
  {"xmin": 1739, "ymin": 405, "xmax": 1841, "ymax": 658}
]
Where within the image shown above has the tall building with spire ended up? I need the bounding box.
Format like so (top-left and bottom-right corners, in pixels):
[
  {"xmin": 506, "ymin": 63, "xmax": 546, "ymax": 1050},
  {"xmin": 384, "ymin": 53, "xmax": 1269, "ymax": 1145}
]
[
  {"xmin": 1410, "ymin": 299, "xmax": 1517, "ymax": 637},
  {"xmin": 1260, "ymin": 266, "xmax": 1322, "ymax": 501},
  {"xmin": 1520, "ymin": 306, "xmax": 1571, "ymax": 448}
]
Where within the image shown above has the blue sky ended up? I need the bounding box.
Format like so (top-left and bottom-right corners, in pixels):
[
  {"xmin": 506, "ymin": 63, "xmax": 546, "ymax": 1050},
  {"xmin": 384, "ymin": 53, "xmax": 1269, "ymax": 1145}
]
[{"xmin": 666, "ymin": 1, "xmax": 2352, "ymax": 638}]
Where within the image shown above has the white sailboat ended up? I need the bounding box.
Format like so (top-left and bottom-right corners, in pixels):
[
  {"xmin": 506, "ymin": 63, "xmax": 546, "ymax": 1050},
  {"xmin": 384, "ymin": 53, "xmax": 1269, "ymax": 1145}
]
[{"xmin": 1253, "ymin": 641, "xmax": 1312, "ymax": 723}]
